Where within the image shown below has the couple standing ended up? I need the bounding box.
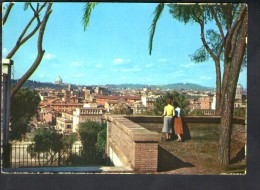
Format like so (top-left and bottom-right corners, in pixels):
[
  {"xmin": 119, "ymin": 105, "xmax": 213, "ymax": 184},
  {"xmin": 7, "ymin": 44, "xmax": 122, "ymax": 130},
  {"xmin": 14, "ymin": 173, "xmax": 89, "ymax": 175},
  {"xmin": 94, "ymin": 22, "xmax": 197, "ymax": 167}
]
[{"xmin": 162, "ymin": 98, "xmax": 183, "ymax": 142}]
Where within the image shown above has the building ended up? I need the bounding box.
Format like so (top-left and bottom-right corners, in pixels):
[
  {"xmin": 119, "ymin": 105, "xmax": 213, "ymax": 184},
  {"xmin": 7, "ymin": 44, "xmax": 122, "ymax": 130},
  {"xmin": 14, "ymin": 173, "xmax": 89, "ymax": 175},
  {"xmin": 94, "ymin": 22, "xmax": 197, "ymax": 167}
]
[
  {"xmin": 131, "ymin": 101, "xmax": 147, "ymax": 114},
  {"xmin": 104, "ymin": 100, "xmax": 118, "ymax": 112},
  {"xmin": 72, "ymin": 107, "xmax": 105, "ymax": 132},
  {"xmin": 54, "ymin": 76, "xmax": 63, "ymax": 84},
  {"xmin": 94, "ymin": 86, "xmax": 110, "ymax": 95},
  {"xmin": 56, "ymin": 112, "xmax": 73, "ymax": 134},
  {"xmin": 234, "ymin": 84, "xmax": 247, "ymax": 108},
  {"xmin": 40, "ymin": 98, "xmax": 84, "ymax": 113},
  {"xmin": 141, "ymin": 95, "xmax": 159, "ymax": 111},
  {"xmin": 38, "ymin": 105, "xmax": 56, "ymax": 125},
  {"xmin": 198, "ymin": 96, "xmax": 213, "ymax": 110}
]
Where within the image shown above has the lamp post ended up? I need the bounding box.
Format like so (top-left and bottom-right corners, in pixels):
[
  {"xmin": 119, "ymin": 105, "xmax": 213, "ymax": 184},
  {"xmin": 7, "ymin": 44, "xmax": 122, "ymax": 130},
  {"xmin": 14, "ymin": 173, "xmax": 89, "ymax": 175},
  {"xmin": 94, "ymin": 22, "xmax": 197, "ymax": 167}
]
[{"xmin": 1, "ymin": 58, "xmax": 13, "ymax": 167}]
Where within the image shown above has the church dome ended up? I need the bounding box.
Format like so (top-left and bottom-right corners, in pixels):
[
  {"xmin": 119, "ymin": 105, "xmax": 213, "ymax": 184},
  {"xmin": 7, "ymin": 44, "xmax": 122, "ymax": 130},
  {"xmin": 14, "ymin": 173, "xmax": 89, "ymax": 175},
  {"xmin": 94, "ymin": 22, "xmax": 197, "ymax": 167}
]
[{"xmin": 54, "ymin": 76, "xmax": 63, "ymax": 84}]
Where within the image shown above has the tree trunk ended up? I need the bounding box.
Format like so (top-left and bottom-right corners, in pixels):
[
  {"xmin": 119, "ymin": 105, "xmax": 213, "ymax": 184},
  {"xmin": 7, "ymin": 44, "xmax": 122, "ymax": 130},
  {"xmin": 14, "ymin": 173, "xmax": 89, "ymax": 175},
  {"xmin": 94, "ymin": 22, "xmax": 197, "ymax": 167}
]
[
  {"xmin": 218, "ymin": 6, "xmax": 247, "ymax": 165},
  {"xmin": 215, "ymin": 59, "xmax": 222, "ymax": 115}
]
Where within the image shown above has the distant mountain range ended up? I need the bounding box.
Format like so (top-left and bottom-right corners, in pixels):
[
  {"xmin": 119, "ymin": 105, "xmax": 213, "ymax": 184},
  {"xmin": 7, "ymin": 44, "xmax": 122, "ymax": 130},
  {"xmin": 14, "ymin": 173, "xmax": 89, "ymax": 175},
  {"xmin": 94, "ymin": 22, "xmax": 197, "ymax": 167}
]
[
  {"xmin": 108, "ymin": 83, "xmax": 215, "ymax": 91},
  {"xmin": 11, "ymin": 80, "xmax": 215, "ymax": 91}
]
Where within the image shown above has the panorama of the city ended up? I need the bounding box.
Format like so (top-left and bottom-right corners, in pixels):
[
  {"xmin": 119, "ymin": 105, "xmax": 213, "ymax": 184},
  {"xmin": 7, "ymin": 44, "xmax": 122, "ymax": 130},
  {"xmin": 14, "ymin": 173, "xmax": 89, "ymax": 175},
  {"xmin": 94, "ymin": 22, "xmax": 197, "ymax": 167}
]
[{"xmin": 1, "ymin": 2, "xmax": 247, "ymax": 174}]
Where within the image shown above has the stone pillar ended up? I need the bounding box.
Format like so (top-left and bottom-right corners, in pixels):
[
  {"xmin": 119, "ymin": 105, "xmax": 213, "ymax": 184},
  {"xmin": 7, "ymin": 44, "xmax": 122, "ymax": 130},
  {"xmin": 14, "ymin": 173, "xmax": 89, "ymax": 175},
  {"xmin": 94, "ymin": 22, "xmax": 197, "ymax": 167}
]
[
  {"xmin": 1, "ymin": 59, "xmax": 13, "ymax": 167},
  {"xmin": 105, "ymin": 115, "xmax": 160, "ymax": 172}
]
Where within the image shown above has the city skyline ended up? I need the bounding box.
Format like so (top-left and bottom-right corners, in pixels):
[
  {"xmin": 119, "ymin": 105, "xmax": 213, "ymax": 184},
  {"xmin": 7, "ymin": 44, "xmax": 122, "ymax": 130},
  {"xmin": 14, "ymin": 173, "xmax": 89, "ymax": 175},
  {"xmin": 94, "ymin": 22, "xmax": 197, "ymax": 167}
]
[{"xmin": 3, "ymin": 2, "xmax": 247, "ymax": 88}]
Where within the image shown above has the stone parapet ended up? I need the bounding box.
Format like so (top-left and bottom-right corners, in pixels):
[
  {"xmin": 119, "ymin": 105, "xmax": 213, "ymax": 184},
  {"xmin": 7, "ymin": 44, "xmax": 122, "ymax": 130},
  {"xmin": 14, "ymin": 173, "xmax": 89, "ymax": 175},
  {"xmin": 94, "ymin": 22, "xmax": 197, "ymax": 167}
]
[{"xmin": 104, "ymin": 114, "xmax": 160, "ymax": 172}]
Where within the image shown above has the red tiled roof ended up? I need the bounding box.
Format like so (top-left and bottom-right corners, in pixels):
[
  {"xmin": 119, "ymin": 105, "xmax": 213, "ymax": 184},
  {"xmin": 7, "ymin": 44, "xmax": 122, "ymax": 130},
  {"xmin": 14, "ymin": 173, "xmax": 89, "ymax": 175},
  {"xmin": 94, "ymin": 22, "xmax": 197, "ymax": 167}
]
[{"xmin": 95, "ymin": 95, "xmax": 141, "ymax": 100}]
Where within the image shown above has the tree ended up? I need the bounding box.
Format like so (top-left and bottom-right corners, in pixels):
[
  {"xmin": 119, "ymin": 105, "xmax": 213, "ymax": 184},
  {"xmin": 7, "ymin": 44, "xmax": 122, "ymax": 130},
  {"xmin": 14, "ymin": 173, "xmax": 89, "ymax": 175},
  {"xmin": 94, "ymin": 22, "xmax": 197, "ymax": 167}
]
[
  {"xmin": 150, "ymin": 3, "xmax": 247, "ymax": 115},
  {"xmin": 111, "ymin": 102, "xmax": 133, "ymax": 115},
  {"xmin": 153, "ymin": 91, "xmax": 189, "ymax": 116},
  {"xmin": 189, "ymin": 110, "xmax": 204, "ymax": 116},
  {"xmin": 78, "ymin": 120, "xmax": 107, "ymax": 165},
  {"xmin": 27, "ymin": 129, "xmax": 77, "ymax": 166},
  {"xmin": 2, "ymin": 2, "xmax": 53, "ymax": 96},
  {"xmin": 149, "ymin": 3, "xmax": 247, "ymax": 165},
  {"xmin": 10, "ymin": 88, "xmax": 41, "ymax": 140}
]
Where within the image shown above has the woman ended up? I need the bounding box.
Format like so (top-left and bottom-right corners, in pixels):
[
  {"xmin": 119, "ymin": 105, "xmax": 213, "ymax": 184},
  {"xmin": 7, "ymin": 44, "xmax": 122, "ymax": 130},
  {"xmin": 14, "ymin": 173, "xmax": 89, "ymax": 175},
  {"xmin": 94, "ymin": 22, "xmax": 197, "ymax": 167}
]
[
  {"xmin": 173, "ymin": 101, "xmax": 184, "ymax": 142},
  {"xmin": 162, "ymin": 99, "xmax": 175, "ymax": 141}
]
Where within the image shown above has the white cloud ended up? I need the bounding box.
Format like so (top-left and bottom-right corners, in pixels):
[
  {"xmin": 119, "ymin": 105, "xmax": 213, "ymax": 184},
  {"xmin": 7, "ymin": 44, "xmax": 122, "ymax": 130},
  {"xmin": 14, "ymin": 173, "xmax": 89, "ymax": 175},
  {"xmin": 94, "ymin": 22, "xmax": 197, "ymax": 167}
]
[
  {"xmin": 120, "ymin": 65, "xmax": 141, "ymax": 72},
  {"xmin": 43, "ymin": 53, "xmax": 56, "ymax": 60},
  {"xmin": 145, "ymin": 63, "xmax": 154, "ymax": 68},
  {"xmin": 96, "ymin": 64, "xmax": 103, "ymax": 68},
  {"xmin": 2, "ymin": 48, "xmax": 8, "ymax": 56},
  {"xmin": 70, "ymin": 61, "xmax": 83, "ymax": 67},
  {"xmin": 180, "ymin": 62, "xmax": 195, "ymax": 68},
  {"xmin": 112, "ymin": 58, "xmax": 131, "ymax": 65}
]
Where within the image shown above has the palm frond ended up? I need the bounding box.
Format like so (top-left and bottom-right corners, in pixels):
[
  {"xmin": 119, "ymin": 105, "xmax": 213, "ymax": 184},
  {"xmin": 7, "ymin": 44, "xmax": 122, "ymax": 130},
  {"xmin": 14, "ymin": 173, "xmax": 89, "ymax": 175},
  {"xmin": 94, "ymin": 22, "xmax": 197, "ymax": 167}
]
[
  {"xmin": 82, "ymin": 2, "xmax": 98, "ymax": 31},
  {"xmin": 24, "ymin": 2, "xmax": 30, "ymax": 10},
  {"xmin": 149, "ymin": 3, "xmax": 165, "ymax": 55}
]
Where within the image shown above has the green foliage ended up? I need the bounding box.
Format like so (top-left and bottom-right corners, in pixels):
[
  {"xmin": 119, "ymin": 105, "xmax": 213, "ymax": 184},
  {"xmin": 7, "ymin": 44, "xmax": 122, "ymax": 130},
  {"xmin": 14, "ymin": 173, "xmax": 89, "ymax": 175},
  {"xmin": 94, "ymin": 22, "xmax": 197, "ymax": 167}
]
[
  {"xmin": 111, "ymin": 103, "xmax": 132, "ymax": 115},
  {"xmin": 96, "ymin": 127, "xmax": 107, "ymax": 159},
  {"xmin": 78, "ymin": 120, "xmax": 107, "ymax": 165},
  {"xmin": 153, "ymin": 91, "xmax": 189, "ymax": 116},
  {"xmin": 27, "ymin": 129, "xmax": 77, "ymax": 166},
  {"xmin": 189, "ymin": 110, "xmax": 205, "ymax": 116},
  {"xmin": 233, "ymin": 107, "xmax": 246, "ymax": 118},
  {"xmin": 28, "ymin": 129, "xmax": 63, "ymax": 153},
  {"xmin": 206, "ymin": 29, "xmax": 222, "ymax": 53},
  {"xmin": 9, "ymin": 118, "xmax": 28, "ymax": 141},
  {"xmin": 10, "ymin": 88, "xmax": 40, "ymax": 122},
  {"xmin": 24, "ymin": 2, "xmax": 30, "ymax": 10},
  {"xmin": 149, "ymin": 3, "xmax": 165, "ymax": 55},
  {"xmin": 190, "ymin": 46, "xmax": 209, "ymax": 63},
  {"xmin": 83, "ymin": 2, "xmax": 98, "ymax": 31},
  {"xmin": 168, "ymin": 4, "xmax": 210, "ymax": 24},
  {"xmin": 10, "ymin": 88, "xmax": 41, "ymax": 140}
]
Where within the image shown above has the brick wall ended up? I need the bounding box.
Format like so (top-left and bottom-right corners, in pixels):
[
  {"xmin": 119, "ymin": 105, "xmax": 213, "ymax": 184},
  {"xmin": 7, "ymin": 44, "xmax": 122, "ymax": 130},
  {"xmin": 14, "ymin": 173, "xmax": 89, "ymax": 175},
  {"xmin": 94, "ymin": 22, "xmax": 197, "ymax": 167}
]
[{"xmin": 105, "ymin": 115, "xmax": 160, "ymax": 172}]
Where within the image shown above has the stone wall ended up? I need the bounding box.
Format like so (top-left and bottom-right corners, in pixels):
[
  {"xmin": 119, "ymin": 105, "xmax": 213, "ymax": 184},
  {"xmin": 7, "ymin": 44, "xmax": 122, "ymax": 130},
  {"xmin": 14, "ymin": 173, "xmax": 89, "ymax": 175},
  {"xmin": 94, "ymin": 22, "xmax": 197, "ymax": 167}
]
[
  {"xmin": 105, "ymin": 115, "xmax": 160, "ymax": 172},
  {"xmin": 127, "ymin": 115, "xmax": 246, "ymax": 144}
]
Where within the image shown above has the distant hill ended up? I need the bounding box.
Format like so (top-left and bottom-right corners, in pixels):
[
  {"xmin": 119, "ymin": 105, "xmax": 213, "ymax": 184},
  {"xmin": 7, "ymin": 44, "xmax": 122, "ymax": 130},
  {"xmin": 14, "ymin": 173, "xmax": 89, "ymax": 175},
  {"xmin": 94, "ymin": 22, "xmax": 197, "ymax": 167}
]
[
  {"xmin": 11, "ymin": 80, "xmax": 76, "ymax": 89},
  {"xmin": 160, "ymin": 83, "xmax": 214, "ymax": 91},
  {"xmin": 11, "ymin": 80, "xmax": 214, "ymax": 91},
  {"xmin": 104, "ymin": 83, "xmax": 214, "ymax": 91}
]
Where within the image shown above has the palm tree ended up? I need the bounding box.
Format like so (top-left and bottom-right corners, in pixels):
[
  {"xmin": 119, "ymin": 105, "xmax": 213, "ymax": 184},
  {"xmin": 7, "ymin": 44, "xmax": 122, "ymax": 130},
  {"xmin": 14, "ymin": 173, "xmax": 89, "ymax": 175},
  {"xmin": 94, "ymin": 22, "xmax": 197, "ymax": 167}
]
[{"xmin": 82, "ymin": 2, "xmax": 99, "ymax": 31}]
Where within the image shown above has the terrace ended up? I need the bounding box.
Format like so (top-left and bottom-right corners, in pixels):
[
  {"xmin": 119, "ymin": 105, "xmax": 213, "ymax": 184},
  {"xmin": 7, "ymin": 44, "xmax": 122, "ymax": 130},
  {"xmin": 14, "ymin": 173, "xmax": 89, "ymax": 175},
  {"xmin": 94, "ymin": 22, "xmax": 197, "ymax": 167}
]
[{"xmin": 2, "ymin": 115, "xmax": 246, "ymax": 174}]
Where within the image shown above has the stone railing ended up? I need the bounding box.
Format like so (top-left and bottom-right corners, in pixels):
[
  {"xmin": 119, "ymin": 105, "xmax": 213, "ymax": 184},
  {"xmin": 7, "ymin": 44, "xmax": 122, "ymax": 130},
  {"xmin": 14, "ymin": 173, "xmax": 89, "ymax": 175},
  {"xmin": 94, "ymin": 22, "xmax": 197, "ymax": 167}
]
[
  {"xmin": 104, "ymin": 114, "xmax": 160, "ymax": 172},
  {"xmin": 127, "ymin": 115, "xmax": 246, "ymax": 143}
]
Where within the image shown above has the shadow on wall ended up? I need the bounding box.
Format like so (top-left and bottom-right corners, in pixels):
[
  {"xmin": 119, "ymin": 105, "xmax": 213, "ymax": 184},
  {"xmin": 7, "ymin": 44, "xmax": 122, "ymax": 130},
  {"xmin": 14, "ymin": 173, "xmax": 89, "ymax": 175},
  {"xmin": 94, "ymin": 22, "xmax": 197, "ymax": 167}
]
[{"xmin": 158, "ymin": 146, "xmax": 194, "ymax": 172}]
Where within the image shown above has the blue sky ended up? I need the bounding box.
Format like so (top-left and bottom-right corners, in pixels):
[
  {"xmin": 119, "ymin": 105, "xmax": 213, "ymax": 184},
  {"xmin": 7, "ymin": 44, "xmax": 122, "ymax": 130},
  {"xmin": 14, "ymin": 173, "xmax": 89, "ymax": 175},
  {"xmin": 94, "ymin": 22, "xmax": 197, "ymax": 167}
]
[{"xmin": 2, "ymin": 2, "xmax": 247, "ymax": 88}]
